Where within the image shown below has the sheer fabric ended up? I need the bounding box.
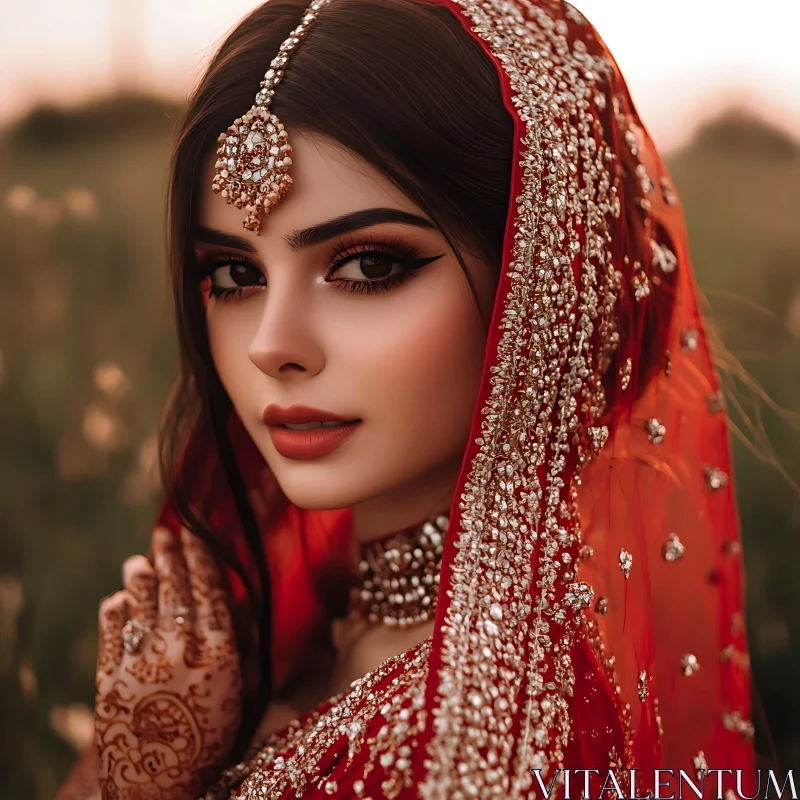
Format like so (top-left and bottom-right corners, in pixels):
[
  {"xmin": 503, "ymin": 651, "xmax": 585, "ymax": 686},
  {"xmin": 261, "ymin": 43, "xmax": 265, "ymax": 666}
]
[{"xmin": 153, "ymin": 1, "xmax": 764, "ymax": 796}]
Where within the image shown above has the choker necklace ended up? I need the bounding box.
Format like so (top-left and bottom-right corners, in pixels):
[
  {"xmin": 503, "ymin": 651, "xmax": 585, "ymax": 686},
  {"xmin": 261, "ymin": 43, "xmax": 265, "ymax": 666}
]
[{"xmin": 348, "ymin": 515, "xmax": 449, "ymax": 628}]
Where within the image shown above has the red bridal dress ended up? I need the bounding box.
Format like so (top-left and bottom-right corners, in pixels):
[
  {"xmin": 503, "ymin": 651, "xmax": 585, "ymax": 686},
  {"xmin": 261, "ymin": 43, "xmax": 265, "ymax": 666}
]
[{"xmin": 59, "ymin": 1, "xmax": 773, "ymax": 798}]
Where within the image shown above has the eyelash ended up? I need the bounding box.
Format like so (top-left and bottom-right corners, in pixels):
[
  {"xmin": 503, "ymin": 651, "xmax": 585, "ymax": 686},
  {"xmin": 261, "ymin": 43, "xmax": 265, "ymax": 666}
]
[{"xmin": 197, "ymin": 233, "xmax": 430, "ymax": 302}]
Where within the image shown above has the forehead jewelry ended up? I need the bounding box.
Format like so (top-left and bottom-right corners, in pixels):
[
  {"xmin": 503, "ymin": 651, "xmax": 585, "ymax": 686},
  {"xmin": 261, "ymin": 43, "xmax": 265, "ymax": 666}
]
[{"xmin": 212, "ymin": 0, "xmax": 331, "ymax": 235}]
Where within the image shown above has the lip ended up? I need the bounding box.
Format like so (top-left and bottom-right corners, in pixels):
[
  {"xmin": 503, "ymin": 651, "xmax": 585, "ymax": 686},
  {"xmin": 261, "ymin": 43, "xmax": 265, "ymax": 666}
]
[
  {"xmin": 263, "ymin": 404, "xmax": 362, "ymax": 460},
  {"xmin": 263, "ymin": 404, "xmax": 357, "ymax": 426}
]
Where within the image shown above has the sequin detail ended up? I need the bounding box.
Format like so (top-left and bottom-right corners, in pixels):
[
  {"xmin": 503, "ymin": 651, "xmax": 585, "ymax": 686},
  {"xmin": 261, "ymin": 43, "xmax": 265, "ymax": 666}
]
[
  {"xmin": 619, "ymin": 550, "xmax": 633, "ymax": 579},
  {"xmin": 636, "ymin": 164, "xmax": 654, "ymax": 195},
  {"xmin": 644, "ymin": 418, "xmax": 666, "ymax": 444},
  {"xmin": 564, "ymin": 582, "xmax": 594, "ymax": 610},
  {"xmin": 589, "ymin": 425, "xmax": 609, "ymax": 455},
  {"xmin": 208, "ymin": 641, "xmax": 433, "ymax": 798},
  {"xmin": 681, "ymin": 327, "xmax": 699, "ymax": 351},
  {"xmin": 620, "ymin": 357, "xmax": 633, "ymax": 390},
  {"xmin": 693, "ymin": 750, "xmax": 708, "ymax": 777},
  {"xmin": 662, "ymin": 532, "xmax": 684, "ymax": 562},
  {"xmin": 680, "ymin": 653, "xmax": 700, "ymax": 676},
  {"xmin": 660, "ymin": 177, "xmax": 678, "ymax": 206},
  {"xmin": 704, "ymin": 466, "xmax": 729, "ymax": 492},
  {"xmin": 632, "ymin": 269, "xmax": 650, "ymax": 301},
  {"xmin": 578, "ymin": 544, "xmax": 594, "ymax": 562},
  {"xmin": 653, "ymin": 697, "xmax": 664, "ymax": 738},
  {"xmin": 637, "ymin": 670, "xmax": 649, "ymax": 701},
  {"xmin": 651, "ymin": 240, "xmax": 678, "ymax": 274},
  {"xmin": 720, "ymin": 644, "xmax": 750, "ymax": 669},
  {"xmin": 722, "ymin": 538, "xmax": 741, "ymax": 556},
  {"xmin": 722, "ymin": 709, "xmax": 755, "ymax": 741}
]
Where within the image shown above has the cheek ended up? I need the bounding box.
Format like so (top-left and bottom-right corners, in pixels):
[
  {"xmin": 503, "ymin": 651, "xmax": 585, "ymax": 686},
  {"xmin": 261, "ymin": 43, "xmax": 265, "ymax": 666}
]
[
  {"xmin": 349, "ymin": 279, "xmax": 487, "ymax": 446},
  {"xmin": 206, "ymin": 306, "xmax": 260, "ymax": 410}
]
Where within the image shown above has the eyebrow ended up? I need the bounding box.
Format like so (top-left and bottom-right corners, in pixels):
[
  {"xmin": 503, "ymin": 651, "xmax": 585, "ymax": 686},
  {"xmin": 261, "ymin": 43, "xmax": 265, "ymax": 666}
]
[{"xmin": 193, "ymin": 207, "xmax": 436, "ymax": 253}]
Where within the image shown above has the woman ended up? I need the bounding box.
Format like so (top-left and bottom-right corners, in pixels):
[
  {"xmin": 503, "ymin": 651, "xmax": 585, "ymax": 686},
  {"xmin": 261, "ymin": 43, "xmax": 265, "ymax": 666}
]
[{"xmin": 56, "ymin": 0, "xmax": 766, "ymax": 797}]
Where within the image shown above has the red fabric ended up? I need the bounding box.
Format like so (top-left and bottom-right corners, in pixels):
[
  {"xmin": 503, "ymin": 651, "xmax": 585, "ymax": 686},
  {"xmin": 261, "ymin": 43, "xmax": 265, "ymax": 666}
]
[
  {"xmin": 155, "ymin": 1, "xmax": 768, "ymax": 796},
  {"xmin": 155, "ymin": 413, "xmax": 353, "ymax": 702}
]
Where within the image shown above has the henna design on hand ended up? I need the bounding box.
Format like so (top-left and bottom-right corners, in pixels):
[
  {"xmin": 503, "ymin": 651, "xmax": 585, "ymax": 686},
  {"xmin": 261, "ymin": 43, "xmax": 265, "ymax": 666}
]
[
  {"xmin": 97, "ymin": 592, "xmax": 129, "ymax": 678},
  {"xmin": 94, "ymin": 527, "xmax": 242, "ymax": 800}
]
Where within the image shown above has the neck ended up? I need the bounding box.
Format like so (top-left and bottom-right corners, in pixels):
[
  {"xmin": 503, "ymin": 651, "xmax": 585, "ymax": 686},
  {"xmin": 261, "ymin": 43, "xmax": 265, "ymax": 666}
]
[{"xmin": 350, "ymin": 455, "xmax": 460, "ymax": 543}]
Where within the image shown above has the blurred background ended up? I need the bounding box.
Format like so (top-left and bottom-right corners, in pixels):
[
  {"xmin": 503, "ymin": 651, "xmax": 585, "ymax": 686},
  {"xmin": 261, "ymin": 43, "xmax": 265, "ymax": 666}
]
[{"xmin": 0, "ymin": 0, "xmax": 798, "ymax": 795}]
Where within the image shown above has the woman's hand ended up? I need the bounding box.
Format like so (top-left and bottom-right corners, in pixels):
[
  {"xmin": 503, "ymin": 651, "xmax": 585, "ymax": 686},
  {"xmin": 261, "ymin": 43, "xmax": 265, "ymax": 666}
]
[{"xmin": 94, "ymin": 526, "xmax": 241, "ymax": 800}]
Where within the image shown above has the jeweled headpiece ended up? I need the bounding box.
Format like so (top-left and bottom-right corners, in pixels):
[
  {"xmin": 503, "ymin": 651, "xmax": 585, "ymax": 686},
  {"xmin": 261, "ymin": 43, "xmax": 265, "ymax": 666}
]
[{"xmin": 212, "ymin": 0, "xmax": 331, "ymax": 234}]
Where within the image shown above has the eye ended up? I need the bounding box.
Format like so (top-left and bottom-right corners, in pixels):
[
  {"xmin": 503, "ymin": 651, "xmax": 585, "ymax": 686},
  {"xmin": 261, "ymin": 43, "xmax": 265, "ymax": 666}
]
[
  {"xmin": 325, "ymin": 235, "xmax": 445, "ymax": 295},
  {"xmin": 198, "ymin": 254, "xmax": 265, "ymax": 301},
  {"xmin": 208, "ymin": 259, "xmax": 264, "ymax": 289},
  {"xmin": 334, "ymin": 252, "xmax": 406, "ymax": 282}
]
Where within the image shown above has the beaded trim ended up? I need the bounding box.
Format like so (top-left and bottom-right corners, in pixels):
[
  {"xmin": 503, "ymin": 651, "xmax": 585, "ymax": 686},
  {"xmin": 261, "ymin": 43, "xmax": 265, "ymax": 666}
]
[
  {"xmin": 211, "ymin": 0, "xmax": 331, "ymax": 234},
  {"xmin": 205, "ymin": 640, "xmax": 432, "ymax": 799},
  {"xmin": 420, "ymin": 1, "xmax": 620, "ymax": 795},
  {"xmin": 348, "ymin": 515, "xmax": 449, "ymax": 627}
]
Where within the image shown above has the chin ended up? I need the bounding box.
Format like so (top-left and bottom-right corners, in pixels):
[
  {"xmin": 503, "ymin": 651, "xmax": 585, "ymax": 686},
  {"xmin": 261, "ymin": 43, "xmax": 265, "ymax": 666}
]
[
  {"xmin": 272, "ymin": 470, "xmax": 375, "ymax": 511},
  {"xmin": 257, "ymin": 449, "xmax": 377, "ymax": 509}
]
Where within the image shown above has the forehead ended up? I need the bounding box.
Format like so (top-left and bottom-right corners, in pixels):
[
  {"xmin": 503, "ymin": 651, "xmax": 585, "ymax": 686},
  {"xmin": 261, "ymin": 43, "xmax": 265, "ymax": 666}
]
[{"xmin": 197, "ymin": 129, "xmax": 420, "ymax": 239}]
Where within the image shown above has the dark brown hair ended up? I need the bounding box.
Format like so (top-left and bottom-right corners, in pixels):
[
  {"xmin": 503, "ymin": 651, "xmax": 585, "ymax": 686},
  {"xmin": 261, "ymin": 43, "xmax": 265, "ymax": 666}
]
[{"xmin": 159, "ymin": 0, "xmax": 514, "ymax": 747}]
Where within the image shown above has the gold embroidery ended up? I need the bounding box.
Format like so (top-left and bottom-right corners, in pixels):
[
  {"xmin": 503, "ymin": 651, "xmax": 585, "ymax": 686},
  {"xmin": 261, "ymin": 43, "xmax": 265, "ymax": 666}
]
[
  {"xmin": 422, "ymin": 1, "xmax": 622, "ymax": 795},
  {"xmin": 207, "ymin": 641, "xmax": 432, "ymax": 798}
]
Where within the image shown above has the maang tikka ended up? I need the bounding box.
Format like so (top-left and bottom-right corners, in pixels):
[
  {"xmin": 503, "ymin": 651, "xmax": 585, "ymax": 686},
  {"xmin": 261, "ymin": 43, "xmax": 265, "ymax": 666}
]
[{"xmin": 212, "ymin": 0, "xmax": 331, "ymax": 235}]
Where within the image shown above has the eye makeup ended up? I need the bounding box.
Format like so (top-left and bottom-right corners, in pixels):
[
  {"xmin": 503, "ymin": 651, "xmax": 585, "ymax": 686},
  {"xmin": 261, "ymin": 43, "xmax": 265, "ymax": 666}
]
[{"xmin": 194, "ymin": 232, "xmax": 446, "ymax": 302}]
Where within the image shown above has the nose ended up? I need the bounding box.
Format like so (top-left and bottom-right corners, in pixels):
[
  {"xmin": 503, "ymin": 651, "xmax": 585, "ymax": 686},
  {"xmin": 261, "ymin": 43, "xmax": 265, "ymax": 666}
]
[{"xmin": 248, "ymin": 282, "xmax": 326, "ymax": 380}]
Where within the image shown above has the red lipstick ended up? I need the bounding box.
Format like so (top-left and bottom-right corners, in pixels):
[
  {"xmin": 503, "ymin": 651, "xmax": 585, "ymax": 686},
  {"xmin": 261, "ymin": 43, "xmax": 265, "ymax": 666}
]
[{"xmin": 262, "ymin": 404, "xmax": 362, "ymax": 460}]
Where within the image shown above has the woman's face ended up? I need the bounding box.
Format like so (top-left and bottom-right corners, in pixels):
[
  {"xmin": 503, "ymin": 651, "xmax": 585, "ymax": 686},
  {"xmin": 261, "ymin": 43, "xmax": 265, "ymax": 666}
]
[{"xmin": 195, "ymin": 130, "xmax": 496, "ymax": 538}]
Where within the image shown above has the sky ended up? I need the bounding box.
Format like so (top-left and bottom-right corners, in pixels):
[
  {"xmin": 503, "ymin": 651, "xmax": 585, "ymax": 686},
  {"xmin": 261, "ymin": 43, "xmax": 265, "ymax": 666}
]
[{"xmin": 2, "ymin": 0, "xmax": 800, "ymax": 151}]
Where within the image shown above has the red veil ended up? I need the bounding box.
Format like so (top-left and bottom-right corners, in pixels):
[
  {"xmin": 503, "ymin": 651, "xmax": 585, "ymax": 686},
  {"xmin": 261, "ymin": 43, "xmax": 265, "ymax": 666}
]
[{"xmin": 154, "ymin": 1, "xmax": 765, "ymax": 797}]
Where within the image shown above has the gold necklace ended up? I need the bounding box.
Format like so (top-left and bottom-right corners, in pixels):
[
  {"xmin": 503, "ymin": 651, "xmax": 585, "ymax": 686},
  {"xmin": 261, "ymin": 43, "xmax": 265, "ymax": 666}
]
[{"xmin": 347, "ymin": 515, "xmax": 449, "ymax": 627}]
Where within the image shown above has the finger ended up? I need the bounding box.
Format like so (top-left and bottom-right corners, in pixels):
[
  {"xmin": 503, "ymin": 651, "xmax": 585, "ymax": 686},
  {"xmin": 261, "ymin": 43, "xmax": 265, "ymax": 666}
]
[
  {"xmin": 180, "ymin": 528, "xmax": 234, "ymax": 643},
  {"xmin": 122, "ymin": 555, "xmax": 158, "ymax": 629},
  {"xmin": 97, "ymin": 590, "xmax": 131, "ymax": 674},
  {"xmin": 152, "ymin": 526, "xmax": 194, "ymax": 632}
]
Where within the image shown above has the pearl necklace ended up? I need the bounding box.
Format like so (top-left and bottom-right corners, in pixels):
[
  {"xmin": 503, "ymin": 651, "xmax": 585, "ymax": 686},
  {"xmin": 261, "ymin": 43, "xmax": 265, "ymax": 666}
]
[{"xmin": 347, "ymin": 515, "xmax": 449, "ymax": 627}]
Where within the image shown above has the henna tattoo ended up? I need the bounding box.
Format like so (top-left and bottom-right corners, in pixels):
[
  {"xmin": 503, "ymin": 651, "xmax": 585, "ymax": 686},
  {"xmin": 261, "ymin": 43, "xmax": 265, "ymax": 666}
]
[
  {"xmin": 123, "ymin": 557, "xmax": 159, "ymax": 630},
  {"xmin": 153, "ymin": 528, "xmax": 194, "ymax": 635},
  {"xmin": 94, "ymin": 527, "xmax": 241, "ymax": 800},
  {"xmin": 181, "ymin": 528, "xmax": 234, "ymax": 639},
  {"xmin": 98, "ymin": 593, "xmax": 129, "ymax": 677},
  {"xmin": 106, "ymin": 692, "xmax": 201, "ymax": 779},
  {"xmin": 123, "ymin": 628, "xmax": 174, "ymax": 685}
]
